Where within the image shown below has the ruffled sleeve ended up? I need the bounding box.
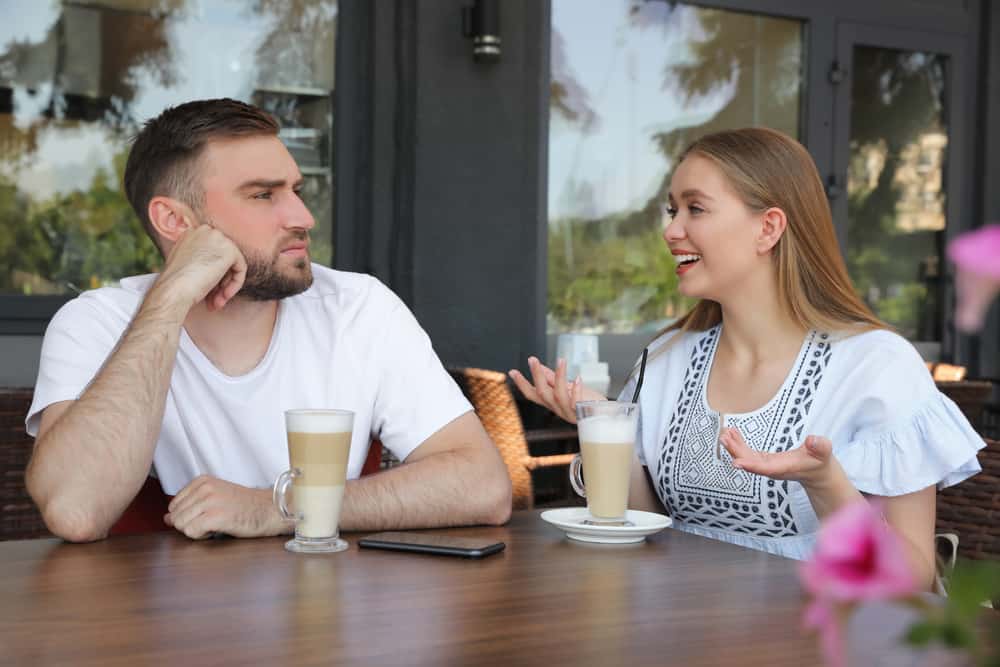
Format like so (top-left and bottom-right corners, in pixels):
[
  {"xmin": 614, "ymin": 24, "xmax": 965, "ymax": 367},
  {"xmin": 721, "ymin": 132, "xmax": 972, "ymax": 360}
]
[{"xmin": 830, "ymin": 331, "xmax": 985, "ymax": 496}]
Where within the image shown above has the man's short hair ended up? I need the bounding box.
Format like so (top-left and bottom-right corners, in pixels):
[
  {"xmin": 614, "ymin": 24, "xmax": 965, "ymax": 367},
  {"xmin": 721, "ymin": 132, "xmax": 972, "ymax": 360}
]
[{"xmin": 123, "ymin": 98, "xmax": 279, "ymax": 250}]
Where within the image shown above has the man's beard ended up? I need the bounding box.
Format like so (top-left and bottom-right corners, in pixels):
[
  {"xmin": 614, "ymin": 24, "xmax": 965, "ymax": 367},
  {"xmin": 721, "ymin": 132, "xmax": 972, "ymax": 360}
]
[{"xmin": 238, "ymin": 238, "xmax": 314, "ymax": 301}]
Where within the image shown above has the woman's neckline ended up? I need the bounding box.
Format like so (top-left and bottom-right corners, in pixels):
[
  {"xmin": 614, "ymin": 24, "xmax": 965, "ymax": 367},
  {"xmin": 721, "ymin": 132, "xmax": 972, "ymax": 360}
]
[{"xmin": 700, "ymin": 324, "xmax": 815, "ymax": 419}]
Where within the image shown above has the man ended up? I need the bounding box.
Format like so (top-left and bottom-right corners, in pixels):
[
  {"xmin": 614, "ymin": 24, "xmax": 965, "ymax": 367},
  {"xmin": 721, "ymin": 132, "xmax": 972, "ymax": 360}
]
[{"xmin": 24, "ymin": 98, "xmax": 511, "ymax": 542}]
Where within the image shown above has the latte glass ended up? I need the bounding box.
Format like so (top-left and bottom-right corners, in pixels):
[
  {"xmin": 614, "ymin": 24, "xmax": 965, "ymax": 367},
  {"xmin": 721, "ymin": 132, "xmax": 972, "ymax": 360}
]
[
  {"xmin": 571, "ymin": 401, "xmax": 639, "ymax": 525},
  {"xmin": 273, "ymin": 409, "xmax": 354, "ymax": 553}
]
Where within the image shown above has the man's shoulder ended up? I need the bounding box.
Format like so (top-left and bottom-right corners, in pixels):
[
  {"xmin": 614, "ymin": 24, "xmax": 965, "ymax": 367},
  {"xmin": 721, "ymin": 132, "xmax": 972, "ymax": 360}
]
[
  {"xmin": 52, "ymin": 274, "xmax": 155, "ymax": 325},
  {"xmin": 295, "ymin": 264, "xmax": 400, "ymax": 310}
]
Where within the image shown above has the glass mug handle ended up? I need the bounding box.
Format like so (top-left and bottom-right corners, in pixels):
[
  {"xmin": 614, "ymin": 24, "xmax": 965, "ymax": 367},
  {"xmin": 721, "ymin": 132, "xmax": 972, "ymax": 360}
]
[
  {"xmin": 569, "ymin": 454, "xmax": 586, "ymax": 499},
  {"xmin": 273, "ymin": 468, "xmax": 302, "ymax": 522}
]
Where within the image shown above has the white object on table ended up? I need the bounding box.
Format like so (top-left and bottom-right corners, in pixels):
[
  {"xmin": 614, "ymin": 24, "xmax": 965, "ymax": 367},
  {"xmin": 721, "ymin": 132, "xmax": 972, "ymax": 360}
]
[
  {"xmin": 555, "ymin": 333, "xmax": 599, "ymax": 381},
  {"xmin": 577, "ymin": 361, "xmax": 610, "ymax": 397}
]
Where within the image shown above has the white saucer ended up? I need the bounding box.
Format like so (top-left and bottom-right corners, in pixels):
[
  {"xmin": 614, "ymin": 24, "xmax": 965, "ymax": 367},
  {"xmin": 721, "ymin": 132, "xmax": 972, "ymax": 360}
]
[{"xmin": 540, "ymin": 507, "xmax": 672, "ymax": 544}]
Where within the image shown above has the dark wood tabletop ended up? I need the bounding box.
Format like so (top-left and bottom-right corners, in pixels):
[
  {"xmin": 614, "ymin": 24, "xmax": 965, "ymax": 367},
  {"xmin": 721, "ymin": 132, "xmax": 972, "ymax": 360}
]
[{"xmin": 0, "ymin": 510, "xmax": 945, "ymax": 666}]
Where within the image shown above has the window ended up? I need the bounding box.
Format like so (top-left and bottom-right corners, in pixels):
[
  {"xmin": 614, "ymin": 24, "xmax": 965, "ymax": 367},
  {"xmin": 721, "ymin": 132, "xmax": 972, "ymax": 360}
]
[
  {"xmin": 548, "ymin": 1, "xmax": 804, "ymax": 387},
  {"xmin": 844, "ymin": 46, "xmax": 949, "ymax": 345},
  {"xmin": 0, "ymin": 0, "xmax": 336, "ymax": 309}
]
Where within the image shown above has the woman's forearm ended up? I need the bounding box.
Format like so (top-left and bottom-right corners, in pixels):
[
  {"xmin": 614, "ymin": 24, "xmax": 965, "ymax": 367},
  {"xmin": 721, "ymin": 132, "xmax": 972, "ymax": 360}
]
[{"xmin": 801, "ymin": 458, "xmax": 865, "ymax": 521}]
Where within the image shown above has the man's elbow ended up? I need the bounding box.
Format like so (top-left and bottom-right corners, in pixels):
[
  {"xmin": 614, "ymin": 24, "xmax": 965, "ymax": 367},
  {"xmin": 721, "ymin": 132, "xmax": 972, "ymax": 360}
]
[
  {"xmin": 29, "ymin": 480, "xmax": 109, "ymax": 543},
  {"xmin": 26, "ymin": 453, "xmax": 110, "ymax": 542},
  {"xmin": 40, "ymin": 502, "xmax": 109, "ymax": 542},
  {"xmin": 482, "ymin": 467, "xmax": 513, "ymax": 526}
]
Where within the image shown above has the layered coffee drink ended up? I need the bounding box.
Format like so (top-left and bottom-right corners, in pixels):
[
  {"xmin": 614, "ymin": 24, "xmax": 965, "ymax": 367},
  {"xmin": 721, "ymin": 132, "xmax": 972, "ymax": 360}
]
[
  {"xmin": 287, "ymin": 428, "xmax": 351, "ymax": 538},
  {"xmin": 577, "ymin": 417, "xmax": 635, "ymax": 519},
  {"xmin": 274, "ymin": 409, "xmax": 354, "ymax": 553},
  {"xmin": 571, "ymin": 401, "xmax": 639, "ymax": 524}
]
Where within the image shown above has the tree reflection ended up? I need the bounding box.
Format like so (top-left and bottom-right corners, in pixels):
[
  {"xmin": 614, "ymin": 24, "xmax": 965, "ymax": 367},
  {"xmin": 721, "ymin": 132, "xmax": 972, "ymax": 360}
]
[
  {"xmin": 846, "ymin": 48, "xmax": 947, "ymax": 340},
  {"xmin": 548, "ymin": 2, "xmax": 800, "ymax": 332},
  {"xmin": 0, "ymin": 0, "xmax": 338, "ymax": 295}
]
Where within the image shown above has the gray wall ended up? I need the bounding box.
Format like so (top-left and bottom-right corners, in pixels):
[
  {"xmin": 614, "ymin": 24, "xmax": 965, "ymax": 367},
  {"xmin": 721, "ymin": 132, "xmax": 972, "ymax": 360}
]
[
  {"xmin": 0, "ymin": 336, "xmax": 41, "ymax": 387},
  {"xmin": 334, "ymin": 0, "xmax": 548, "ymax": 374}
]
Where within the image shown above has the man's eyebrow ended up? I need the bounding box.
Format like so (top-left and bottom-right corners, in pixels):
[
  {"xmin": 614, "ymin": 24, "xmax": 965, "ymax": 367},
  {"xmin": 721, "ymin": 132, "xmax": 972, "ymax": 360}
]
[
  {"xmin": 236, "ymin": 177, "xmax": 305, "ymax": 191},
  {"xmin": 237, "ymin": 178, "xmax": 286, "ymax": 191}
]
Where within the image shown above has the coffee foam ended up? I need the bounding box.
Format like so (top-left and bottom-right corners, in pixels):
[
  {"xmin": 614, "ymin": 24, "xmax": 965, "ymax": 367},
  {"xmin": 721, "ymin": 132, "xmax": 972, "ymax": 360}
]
[
  {"xmin": 577, "ymin": 415, "xmax": 637, "ymax": 444},
  {"xmin": 285, "ymin": 410, "xmax": 354, "ymax": 434}
]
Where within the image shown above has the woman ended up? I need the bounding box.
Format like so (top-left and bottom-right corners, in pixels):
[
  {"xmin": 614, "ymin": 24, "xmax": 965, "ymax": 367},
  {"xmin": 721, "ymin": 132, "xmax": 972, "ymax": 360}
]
[{"xmin": 511, "ymin": 127, "xmax": 984, "ymax": 590}]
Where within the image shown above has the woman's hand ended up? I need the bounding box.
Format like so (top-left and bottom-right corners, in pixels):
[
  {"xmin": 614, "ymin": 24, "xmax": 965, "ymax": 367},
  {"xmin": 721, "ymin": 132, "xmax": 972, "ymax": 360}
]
[
  {"xmin": 508, "ymin": 356, "xmax": 605, "ymax": 424},
  {"xmin": 719, "ymin": 428, "xmax": 833, "ymax": 486}
]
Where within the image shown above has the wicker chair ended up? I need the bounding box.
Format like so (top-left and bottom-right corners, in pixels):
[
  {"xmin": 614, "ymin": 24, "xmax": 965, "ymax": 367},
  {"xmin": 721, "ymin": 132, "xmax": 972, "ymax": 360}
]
[
  {"xmin": 0, "ymin": 388, "xmax": 48, "ymax": 540},
  {"xmin": 936, "ymin": 379, "xmax": 993, "ymax": 425},
  {"xmin": 937, "ymin": 437, "xmax": 1000, "ymax": 561},
  {"xmin": 447, "ymin": 367, "xmax": 576, "ymax": 510}
]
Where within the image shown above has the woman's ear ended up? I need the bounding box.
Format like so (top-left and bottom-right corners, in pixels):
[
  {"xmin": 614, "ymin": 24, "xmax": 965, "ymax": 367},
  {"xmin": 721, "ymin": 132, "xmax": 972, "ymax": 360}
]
[
  {"xmin": 757, "ymin": 207, "xmax": 788, "ymax": 255},
  {"xmin": 147, "ymin": 196, "xmax": 192, "ymax": 244}
]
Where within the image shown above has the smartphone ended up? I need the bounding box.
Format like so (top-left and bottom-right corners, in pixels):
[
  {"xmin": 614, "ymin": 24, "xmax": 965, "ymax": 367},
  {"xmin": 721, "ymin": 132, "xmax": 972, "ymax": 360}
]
[{"xmin": 358, "ymin": 531, "xmax": 506, "ymax": 559}]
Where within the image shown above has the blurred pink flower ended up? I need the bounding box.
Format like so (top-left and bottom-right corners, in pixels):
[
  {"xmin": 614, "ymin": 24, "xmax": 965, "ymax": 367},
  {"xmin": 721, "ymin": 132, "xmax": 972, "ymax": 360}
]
[
  {"xmin": 948, "ymin": 224, "xmax": 1000, "ymax": 333},
  {"xmin": 800, "ymin": 501, "xmax": 918, "ymax": 667}
]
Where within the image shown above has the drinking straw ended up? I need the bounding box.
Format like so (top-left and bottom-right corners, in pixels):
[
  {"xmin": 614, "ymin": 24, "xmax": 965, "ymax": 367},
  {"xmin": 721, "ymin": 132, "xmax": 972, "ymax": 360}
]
[{"xmin": 631, "ymin": 348, "xmax": 648, "ymax": 404}]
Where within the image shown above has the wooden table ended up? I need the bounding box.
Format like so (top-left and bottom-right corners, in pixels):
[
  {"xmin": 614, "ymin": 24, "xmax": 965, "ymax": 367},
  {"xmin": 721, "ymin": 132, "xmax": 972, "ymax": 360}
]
[{"xmin": 0, "ymin": 511, "xmax": 948, "ymax": 666}]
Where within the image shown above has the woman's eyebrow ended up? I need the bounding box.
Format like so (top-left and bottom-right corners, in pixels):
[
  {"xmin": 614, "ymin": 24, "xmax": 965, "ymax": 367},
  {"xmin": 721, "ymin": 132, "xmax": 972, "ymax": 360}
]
[{"xmin": 679, "ymin": 188, "xmax": 714, "ymax": 201}]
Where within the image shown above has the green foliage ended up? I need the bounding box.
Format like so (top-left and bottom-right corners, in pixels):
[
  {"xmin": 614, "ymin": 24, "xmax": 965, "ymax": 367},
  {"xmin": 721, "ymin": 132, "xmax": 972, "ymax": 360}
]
[
  {"xmin": 548, "ymin": 209, "xmax": 694, "ymax": 332},
  {"xmin": 903, "ymin": 559, "xmax": 1000, "ymax": 664},
  {"xmin": 0, "ymin": 148, "xmax": 161, "ymax": 294}
]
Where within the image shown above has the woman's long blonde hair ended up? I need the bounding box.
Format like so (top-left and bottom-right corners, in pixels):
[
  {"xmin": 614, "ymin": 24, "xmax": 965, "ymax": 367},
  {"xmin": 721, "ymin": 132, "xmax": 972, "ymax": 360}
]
[{"xmin": 652, "ymin": 127, "xmax": 886, "ymax": 350}]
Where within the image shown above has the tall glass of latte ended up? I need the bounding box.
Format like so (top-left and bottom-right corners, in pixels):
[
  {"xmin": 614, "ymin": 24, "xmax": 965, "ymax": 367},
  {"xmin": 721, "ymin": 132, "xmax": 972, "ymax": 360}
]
[
  {"xmin": 273, "ymin": 409, "xmax": 354, "ymax": 553},
  {"xmin": 571, "ymin": 401, "xmax": 639, "ymax": 525}
]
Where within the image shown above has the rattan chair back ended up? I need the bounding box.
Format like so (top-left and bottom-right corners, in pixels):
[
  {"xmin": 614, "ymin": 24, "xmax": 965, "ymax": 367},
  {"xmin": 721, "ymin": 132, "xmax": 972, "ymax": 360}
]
[
  {"xmin": 937, "ymin": 438, "xmax": 1000, "ymax": 560},
  {"xmin": 447, "ymin": 368, "xmax": 537, "ymax": 510}
]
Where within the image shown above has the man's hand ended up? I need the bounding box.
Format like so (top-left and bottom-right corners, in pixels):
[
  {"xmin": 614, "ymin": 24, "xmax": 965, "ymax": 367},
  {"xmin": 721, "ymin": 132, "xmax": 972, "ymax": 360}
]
[
  {"xmin": 164, "ymin": 475, "xmax": 288, "ymax": 539},
  {"xmin": 154, "ymin": 221, "xmax": 248, "ymax": 314}
]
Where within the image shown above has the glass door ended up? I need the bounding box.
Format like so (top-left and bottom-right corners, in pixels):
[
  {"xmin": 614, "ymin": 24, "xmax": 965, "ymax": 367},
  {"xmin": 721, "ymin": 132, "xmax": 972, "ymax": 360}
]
[{"xmin": 830, "ymin": 24, "xmax": 967, "ymax": 357}]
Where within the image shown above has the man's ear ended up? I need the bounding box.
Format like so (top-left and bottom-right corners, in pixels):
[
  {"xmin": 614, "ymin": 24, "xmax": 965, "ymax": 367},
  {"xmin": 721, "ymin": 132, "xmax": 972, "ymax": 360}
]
[
  {"xmin": 757, "ymin": 207, "xmax": 788, "ymax": 255},
  {"xmin": 148, "ymin": 196, "xmax": 193, "ymax": 244}
]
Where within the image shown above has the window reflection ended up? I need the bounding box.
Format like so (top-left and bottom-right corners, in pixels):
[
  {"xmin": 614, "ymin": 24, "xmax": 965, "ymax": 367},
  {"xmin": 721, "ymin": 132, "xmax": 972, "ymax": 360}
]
[
  {"xmin": 845, "ymin": 47, "xmax": 948, "ymax": 342},
  {"xmin": 548, "ymin": 1, "xmax": 803, "ymax": 335},
  {"xmin": 0, "ymin": 0, "xmax": 336, "ymax": 296}
]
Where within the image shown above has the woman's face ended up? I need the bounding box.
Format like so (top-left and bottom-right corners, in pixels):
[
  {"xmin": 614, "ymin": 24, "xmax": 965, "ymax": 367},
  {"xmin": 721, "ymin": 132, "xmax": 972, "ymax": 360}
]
[{"xmin": 663, "ymin": 155, "xmax": 766, "ymax": 301}]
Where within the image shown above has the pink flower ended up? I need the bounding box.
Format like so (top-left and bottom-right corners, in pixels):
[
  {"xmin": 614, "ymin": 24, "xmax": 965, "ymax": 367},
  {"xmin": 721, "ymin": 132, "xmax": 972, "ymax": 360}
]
[
  {"xmin": 801, "ymin": 501, "xmax": 917, "ymax": 601},
  {"xmin": 948, "ymin": 224, "xmax": 1000, "ymax": 333},
  {"xmin": 800, "ymin": 501, "xmax": 919, "ymax": 667}
]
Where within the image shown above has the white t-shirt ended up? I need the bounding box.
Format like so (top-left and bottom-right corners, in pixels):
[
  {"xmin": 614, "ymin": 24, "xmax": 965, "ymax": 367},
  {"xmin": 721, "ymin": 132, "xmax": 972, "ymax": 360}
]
[
  {"xmin": 619, "ymin": 324, "xmax": 985, "ymax": 560},
  {"xmin": 26, "ymin": 265, "xmax": 473, "ymax": 495}
]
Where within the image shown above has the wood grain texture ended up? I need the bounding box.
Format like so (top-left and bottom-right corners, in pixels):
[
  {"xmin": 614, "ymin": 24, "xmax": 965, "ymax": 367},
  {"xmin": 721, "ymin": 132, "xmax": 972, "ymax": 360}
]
[{"xmin": 0, "ymin": 511, "xmax": 938, "ymax": 666}]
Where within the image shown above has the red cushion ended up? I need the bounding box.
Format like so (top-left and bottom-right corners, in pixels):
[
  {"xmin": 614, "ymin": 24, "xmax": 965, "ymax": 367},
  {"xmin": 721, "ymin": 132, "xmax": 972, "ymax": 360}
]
[
  {"xmin": 361, "ymin": 439, "xmax": 382, "ymax": 477},
  {"xmin": 109, "ymin": 476, "xmax": 172, "ymax": 536}
]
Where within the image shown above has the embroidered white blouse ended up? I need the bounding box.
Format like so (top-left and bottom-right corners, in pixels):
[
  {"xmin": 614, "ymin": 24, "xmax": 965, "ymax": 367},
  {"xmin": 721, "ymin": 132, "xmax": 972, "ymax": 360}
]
[{"xmin": 619, "ymin": 325, "xmax": 985, "ymax": 560}]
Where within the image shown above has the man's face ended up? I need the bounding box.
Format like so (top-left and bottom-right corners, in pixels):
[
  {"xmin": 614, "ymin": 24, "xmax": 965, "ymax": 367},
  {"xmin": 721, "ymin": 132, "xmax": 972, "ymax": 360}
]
[{"xmin": 196, "ymin": 135, "xmax": 317, "ymax": 300}]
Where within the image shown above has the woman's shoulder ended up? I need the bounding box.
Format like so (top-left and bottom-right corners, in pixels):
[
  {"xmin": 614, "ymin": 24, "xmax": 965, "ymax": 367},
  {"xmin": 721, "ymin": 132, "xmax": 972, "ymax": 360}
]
[
  {"xmin": 827, "ymin": 327, "xmax": 925, "ymax": 368},
  {"xmin": 822, "ymin": 326, "xmax": 938, "ymax": 404}
]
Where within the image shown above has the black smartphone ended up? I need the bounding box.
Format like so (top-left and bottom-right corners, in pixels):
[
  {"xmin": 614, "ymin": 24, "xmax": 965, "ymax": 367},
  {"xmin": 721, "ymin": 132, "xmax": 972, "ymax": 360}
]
[{"xmin": 358, "ymin": 531, "xmax": 506, "ymax": 559}]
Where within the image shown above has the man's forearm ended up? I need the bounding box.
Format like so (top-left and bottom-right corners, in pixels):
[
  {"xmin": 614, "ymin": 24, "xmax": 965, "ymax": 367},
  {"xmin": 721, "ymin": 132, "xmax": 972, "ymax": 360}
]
[
  {"xmin": 338, "ymin": 447, "xmax": 512, "ymax": 532},
  {"xmin": 27, "ymin": 286, "xmax": 187, "ymax": 541}
]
